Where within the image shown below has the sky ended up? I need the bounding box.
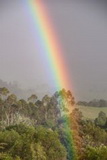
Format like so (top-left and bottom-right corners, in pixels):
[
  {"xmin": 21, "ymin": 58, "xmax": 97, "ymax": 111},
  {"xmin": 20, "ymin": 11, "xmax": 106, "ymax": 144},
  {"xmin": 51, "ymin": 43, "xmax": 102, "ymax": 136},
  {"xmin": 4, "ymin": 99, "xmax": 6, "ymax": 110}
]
[{"xmin": 0, "ymin": 0, "xmax": 107, "ymax": 101}]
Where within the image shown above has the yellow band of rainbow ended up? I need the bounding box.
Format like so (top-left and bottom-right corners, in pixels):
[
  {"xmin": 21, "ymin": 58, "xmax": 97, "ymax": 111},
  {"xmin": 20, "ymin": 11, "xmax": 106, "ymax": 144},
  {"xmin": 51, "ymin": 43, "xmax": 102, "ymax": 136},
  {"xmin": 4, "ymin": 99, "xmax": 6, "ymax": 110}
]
[{"xmin": 27, "ymin": 0, "xmax": 72, "ymax": 91}]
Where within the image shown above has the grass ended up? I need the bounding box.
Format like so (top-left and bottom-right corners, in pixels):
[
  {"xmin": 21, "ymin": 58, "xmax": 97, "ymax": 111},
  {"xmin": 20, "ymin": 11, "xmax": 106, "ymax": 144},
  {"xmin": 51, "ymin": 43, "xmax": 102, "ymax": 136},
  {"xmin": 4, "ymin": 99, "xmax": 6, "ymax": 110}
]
[
  {"xmin": 68, "ymin": 105, "xmax": 107, "ymax": 120},
  {"xmin": 76, "ymin": 105, "xmax": 107, "ymax": 120}
]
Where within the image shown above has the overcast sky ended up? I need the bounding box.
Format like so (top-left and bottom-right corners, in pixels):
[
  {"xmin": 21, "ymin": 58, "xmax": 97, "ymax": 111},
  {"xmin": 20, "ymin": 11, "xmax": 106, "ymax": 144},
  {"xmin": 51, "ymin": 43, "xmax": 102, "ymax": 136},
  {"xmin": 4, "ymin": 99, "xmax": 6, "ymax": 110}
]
[{"xmin": 0, "ymin": 0, "xmax": 107, "ymax": 100}]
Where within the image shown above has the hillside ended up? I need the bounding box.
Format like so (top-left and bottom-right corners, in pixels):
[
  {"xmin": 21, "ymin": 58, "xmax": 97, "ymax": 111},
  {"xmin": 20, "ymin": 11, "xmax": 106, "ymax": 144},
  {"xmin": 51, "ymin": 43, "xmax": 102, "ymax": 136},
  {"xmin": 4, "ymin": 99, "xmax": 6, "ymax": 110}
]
[
  {"xmin": 76, "ymin": 105, "xmax": 107, "ymax": 119},
  {"xmin": 68, "ymin": 104, "xmax": 107, "ymax": 120}
]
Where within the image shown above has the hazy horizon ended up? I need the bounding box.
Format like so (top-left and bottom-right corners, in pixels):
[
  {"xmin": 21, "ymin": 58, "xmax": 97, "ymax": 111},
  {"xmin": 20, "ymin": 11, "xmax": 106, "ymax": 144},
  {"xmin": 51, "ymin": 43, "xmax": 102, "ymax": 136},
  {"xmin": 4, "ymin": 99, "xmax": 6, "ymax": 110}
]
[{"xmin": 0, "ymin": 0, "xmax": 107, "ymax": 101}]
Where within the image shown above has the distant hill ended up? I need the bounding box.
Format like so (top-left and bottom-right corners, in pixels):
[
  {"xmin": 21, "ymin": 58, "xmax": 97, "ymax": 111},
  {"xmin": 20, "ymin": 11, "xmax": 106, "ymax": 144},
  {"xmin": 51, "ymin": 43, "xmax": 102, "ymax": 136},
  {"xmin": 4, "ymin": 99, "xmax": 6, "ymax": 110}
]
[
  {"xmin": 0, "ymin": 79, "xmax": 33, "ymax": 99},
  {"xmin": 77, "ymin": 99, "xmax": 107, "ymax": 107},
  {"xmin": 0, "ymin": 79, "xmax": 43, "ymax": 100}
]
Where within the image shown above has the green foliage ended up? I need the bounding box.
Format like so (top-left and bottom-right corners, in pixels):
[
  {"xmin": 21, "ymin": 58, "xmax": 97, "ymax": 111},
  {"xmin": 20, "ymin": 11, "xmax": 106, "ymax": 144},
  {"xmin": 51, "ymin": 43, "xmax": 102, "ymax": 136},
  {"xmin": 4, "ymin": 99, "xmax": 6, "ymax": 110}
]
[
  {"xmin": 0, "ymin": 87, "xmax": 9, "ymax": 98},
  {"xmin": 0, "ymin": 124, "xmax": 67, "ymax": 160},
  {"xmin": 3, "ymin": 87, "xmax": 107, "ymax": 159},
  {"xmin": 0, "ymin": 153, "xmax": 13, "ymax": 160},
  {"xmin": 95, "ymin": 111, "xmax": 107, "ymax": 128},
  {"xmin": 34, "ymin": 127, "xmax": 67, "ymax": 160},
  {"xmin": 28, "ymin": 94, "xmax": 38, "ymax": 103},
  {"xmin": 84, "ymin": 145, "xmax": 107, "ymax": 160},
  {"xmin": 58, "ymin": 127, "xmax": 77, "ymax": 160},
  {"xmin": 83, "ymin": 121, "xmax": 107, "ymax": 146}
]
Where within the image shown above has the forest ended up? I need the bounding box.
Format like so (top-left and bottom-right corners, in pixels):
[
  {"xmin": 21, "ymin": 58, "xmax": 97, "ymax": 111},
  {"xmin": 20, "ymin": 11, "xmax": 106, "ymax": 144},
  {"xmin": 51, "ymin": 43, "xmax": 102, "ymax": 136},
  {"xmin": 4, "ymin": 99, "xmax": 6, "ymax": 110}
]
[
  {"xmin": 0, "ymin": 87, "xmax": 107, "ymax": 160},
  {"xmin": 77, "ymin": 99, "xmax": 107, "ymax": 107}
]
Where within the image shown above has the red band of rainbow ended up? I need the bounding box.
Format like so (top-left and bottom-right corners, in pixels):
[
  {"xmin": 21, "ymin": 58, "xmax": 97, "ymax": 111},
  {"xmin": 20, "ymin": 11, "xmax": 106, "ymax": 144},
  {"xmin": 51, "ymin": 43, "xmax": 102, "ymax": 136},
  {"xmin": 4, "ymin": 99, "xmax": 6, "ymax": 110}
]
[{"xmin": 27, "ymin": 0, "xmax": 72, "ymax": 91}]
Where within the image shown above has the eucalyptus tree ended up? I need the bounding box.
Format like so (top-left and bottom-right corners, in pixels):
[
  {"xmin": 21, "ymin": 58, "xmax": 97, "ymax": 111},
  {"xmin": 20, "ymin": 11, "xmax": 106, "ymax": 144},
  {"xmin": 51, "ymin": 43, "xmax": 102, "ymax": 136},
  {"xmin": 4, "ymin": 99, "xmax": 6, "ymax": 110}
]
[
  {"xmin": 2, "ymin": 94, "xmax": 17, "ymax": 126},
  {"xmin": 95, "ymin": 111, "xmax": 107, "ymax": 128},
  {"xmin": 28, "ymin": 94, "xmax": 38, "ymax": 104},
  {"xmin": 0, "ymin": 88, "xmax": 10, "ymax": 124},
  {"xmin": 42, "ymin": 95, "xmax": 51, "ymax": 121},
  {"xmin": 0, "ymin": 87, "xmax": 9, "ymax": 100}
]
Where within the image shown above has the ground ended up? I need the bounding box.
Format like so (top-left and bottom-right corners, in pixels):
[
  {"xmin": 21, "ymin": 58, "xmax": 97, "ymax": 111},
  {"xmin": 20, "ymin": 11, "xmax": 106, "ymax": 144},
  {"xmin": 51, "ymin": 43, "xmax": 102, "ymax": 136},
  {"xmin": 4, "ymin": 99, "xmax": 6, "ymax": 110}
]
[{"xmin": 69, "ymin": 105, "xmax": 107, "ymax": 120}]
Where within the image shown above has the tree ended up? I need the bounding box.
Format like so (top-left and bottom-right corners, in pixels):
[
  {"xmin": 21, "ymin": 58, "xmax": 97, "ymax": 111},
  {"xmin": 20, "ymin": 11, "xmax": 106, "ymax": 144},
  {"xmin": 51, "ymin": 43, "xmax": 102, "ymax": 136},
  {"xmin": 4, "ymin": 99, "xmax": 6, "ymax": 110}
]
[
  {"xmin": 42, "ymin": 95, "xmax": 51, "ymax": 121},
  {"xmin": 0, "ymin": 153, "xmax": 14, "ymax": 160},
  {"xmin": 28, "ymin": 94, "xmax": 38, "ymax": 103},
  {"xmin": 35, "ymin": 127, "xmax": 67, "ymax": 160},
  {"xmin": 70, "ymin": 109, "xmax": 83, "ymax": 158},
  {"xmin": 84, "ymin": 145, "xmax": 107, "ymax": 160},
  {"xmin": 95, "ymin": 111, "xmax": 107, "ymax": 128},
  {"xmin": 0, "ymin": 87, "xmax": 9, "ymax": 100},
  {"xmin": 0, "ymin": 124, "xmax": 67, "ymax": 160},
  {"xmin": 6, "ymin": 94, "xmax": 17, "ymax": 105},
  {"xmin": 0, "ymin": 88, "xmax": 10, "ymax": 124}
]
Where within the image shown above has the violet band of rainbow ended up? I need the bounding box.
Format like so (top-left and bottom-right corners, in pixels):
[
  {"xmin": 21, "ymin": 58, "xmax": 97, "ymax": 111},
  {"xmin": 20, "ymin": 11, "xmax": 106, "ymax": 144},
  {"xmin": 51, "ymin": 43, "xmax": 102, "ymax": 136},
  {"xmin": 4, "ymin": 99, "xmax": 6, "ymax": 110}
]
[
  {"xmin": 26, "ymin": 1, "xmax": 76, "ymax": 158},
  {"xmin": 27, "ymin": 0, "xmax": 72, "ymax": 91}
]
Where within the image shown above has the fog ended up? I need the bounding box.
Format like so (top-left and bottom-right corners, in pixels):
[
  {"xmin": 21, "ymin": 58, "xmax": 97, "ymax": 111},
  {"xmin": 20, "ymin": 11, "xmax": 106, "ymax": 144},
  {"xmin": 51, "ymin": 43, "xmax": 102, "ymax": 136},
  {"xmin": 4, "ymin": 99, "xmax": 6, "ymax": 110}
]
[{"xmin": 0, "ymin": 0, "xmax": 107, "ymax": 100}]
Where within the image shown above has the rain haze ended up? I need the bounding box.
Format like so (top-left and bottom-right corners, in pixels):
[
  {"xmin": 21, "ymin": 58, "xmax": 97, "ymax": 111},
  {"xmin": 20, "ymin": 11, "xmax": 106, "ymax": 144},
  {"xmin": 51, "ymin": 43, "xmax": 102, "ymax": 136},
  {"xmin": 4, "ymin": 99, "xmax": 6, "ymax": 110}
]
[{"xmin": 0, "ymin": 0, "xmax": 107, "ymax": 101}]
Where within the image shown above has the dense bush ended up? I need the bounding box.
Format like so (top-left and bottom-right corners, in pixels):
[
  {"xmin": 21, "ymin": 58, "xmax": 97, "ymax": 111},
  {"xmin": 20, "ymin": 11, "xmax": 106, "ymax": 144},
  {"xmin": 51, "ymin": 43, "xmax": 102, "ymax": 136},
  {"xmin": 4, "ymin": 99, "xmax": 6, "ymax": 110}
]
[
  {"xmin": 0, "ymin": 124, "xmax": 67, "ymax": 160},
  {"xmin": 1, "ymin": 87, "xmax": 107, "ymax": 159}
]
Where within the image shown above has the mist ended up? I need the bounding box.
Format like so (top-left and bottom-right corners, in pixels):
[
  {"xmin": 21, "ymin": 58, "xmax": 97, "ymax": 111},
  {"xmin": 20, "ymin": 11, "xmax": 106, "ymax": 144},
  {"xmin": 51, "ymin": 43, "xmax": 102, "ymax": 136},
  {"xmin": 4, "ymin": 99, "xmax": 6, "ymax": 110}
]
[{"xmin": 0, "ymin": 0, "xmax": 107, "ymax": 101}]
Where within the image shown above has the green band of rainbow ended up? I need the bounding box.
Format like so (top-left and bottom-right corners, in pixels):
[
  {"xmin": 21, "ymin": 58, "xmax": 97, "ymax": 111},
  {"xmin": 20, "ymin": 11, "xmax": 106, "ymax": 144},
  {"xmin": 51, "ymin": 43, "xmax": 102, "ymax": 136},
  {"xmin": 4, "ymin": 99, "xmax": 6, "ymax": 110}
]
[
  {"xmin": 26, "ymin": 0, "xmax": 76, "ymax": 159},
  {"xmin": 27, "ymin": 0, "xmax": 72, "ymax": 91}
]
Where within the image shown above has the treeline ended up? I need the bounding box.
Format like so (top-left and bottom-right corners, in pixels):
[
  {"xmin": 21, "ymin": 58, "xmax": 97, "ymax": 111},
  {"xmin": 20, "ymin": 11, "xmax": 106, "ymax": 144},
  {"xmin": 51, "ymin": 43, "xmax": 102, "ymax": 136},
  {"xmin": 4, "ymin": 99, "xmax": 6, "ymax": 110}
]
[
  {"xmin": 77, "ymin": 99, "xmax": 107, "ymax": 107},
  {"xmin": 0, "ymin": 87, "xmax": 75, "ymax": 128},
  {"xmin": 0, "ymin": 79, "xmax": 35, "ymax": 100},
  {"xmin": 0, "ymin": 87, "xmax": 76, "ymax": 160},
  {"xmin": 1, "ymin": 87, "xmax": 107, "ymax": 159},
  {"xmin": 0, "ymin": 79, "xmax": 49, "ymax": 100}
]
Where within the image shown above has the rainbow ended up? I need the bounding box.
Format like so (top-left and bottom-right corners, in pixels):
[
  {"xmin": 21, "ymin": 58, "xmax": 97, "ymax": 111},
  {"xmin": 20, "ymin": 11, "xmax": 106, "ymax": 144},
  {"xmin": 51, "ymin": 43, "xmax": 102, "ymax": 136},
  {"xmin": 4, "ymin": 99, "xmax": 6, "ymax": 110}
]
[
  {"xmin": 26, "ymin": 0, "xmax": 76, "ymax": 159},
  {"xmin": 26, "ymin": 0, "xmax": 72, "ymax": 91}
]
